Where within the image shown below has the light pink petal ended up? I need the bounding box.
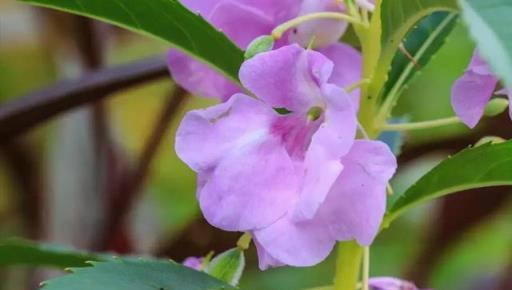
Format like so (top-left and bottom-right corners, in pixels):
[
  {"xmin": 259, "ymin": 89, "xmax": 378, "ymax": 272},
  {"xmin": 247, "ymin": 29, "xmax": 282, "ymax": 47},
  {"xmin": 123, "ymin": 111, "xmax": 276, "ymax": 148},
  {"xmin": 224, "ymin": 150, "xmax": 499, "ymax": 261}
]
[
  {"xmin": 240, "ymin": 0, "xmax": 302, "ymax": 24},
  {"xmin": 254, "ymin": 240, "xmax": 285, "ymax": 270},
  {"xmin": 451, "ymin": 70, "xmax": 498, "ymax": 128},
  {"xmin": 176, "ymin": 94, "xmax": 273, "ymax": 172},
  {"xmin": 468, "ymin": 52, "xmax": 494, "ymax": 75},
  {"xmin": 317, "ymin": 140, "xmax": 397, "ymax": 245},
  {"xmin": 200, "ymin": 136, "xmax": 298, "ymax": 231},
  {"xmin": 167, "ymin": 50, "xmax": 240, "ymax": 100},
  {"xmin": 289, "ymin": 0, "xmax": 348, "ymax": 48},
  {"xmin": 293, "ymin": 84, "xmax": 358, "ymax": 220},
  {"xmin": 208, "ymin": 1, "xmax": 274, "ymax": 48},
  {"xmin": 253, "ymin": 216, "xmax": 335, "ymax": 268},
  {"xmin": 183, "ymin": 257, "xmax": 203, "ymax": 270},
  {"xmin": 318, "ymin": 43, "xmax": 363, "ymax": 108},
  {"xmin": 239, "ymin": 44, "xmax": 333, "ymax": 112},
  {"xmin": 356, "ymin": 0, "xmax": 376, "ymax": 11},
  {"xmin": 180, "ymin": 0, "xmax": 219, "ymax": 16},
  {"xmin": 369, "ymin": 277, "xmax": 419, "ymax": 290}
]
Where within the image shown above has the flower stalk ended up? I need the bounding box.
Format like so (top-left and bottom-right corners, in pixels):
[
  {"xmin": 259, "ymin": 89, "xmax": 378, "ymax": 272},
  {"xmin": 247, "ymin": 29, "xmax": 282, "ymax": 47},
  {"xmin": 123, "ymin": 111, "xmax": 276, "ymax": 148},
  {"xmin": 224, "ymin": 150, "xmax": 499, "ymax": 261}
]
[
  {"xmin": 334, "ymin": 241, "xmax": 363, "ymax": 290},
  {"xmin": 380, "ymin": 116, "xmax": 461, "ymax": 132}
]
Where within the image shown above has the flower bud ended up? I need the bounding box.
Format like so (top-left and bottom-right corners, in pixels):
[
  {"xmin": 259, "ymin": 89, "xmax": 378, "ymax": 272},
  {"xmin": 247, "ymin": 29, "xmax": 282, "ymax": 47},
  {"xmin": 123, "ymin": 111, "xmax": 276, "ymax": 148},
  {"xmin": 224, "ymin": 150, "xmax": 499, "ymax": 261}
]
[
  {"xmin": 475, "ymin": 136, "xmax": 506, "ymax": 147},
  {"xmin": 245, "ymin": 35, "xmax": 274, "ymax": 59},
  {"xmin": 484, "ymin": 98, "xmax": 509, "ymax": 117}
]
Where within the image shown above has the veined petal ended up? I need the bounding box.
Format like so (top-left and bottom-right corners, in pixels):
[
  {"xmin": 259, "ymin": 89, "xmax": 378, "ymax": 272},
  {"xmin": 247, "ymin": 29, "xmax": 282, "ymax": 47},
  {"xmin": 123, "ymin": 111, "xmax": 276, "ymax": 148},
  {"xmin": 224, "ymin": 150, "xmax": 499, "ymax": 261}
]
[
  {"xmin": 200, "ymin": 136, "xmax": 298, "ymax": 231},
  {"xmin": 253, "ymin": 216, "xmax": 335, "ymax": 268},
  {"xmin": 451, "ymin": 70, "xmax": 498, "ymax": 128},
  {"xmin": 289, "ymin": 0, "xmax": 348, "ymax": 48},
  {"xmin": 293, "ymin": 84, "xmax": 358, "ymax": 220},
  {"xmin": 176, "ymin": 94, "xmax": 273, "ymax": 172},
  {"xmin": 209, "ymin": 1, "xmax": 274, "ymax": 48},
  {"xmin": 167, "ymin": 50, "xmax": 240, "ymax": 100},
  {"xmin": 317, "ymin": 140, "xmax": 397, "ymax": 245},
  {"xmin": 239, "ymin": 44, "xmax": 334, "ymax": 112},
  {"xmin": 254, "ymin": 240, "xmax": 285, "ymax": 270},
  {"xmin": 318, "ymin": 43, "xmax": 363, "ymax": 107}
]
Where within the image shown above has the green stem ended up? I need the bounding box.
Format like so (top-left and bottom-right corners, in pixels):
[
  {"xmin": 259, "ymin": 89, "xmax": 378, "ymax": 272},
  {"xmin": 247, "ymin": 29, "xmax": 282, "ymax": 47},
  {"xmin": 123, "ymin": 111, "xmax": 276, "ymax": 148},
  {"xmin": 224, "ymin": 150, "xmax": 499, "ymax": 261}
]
[
  {"xmin": 236, "ymin": 232, "xmax": 252, "ymax": 250},
  {"xmin": 380, "ymin": 116, "xmax": 461, "ymax": 132},
  {"xmin": 361, "ymin": 247, "xmax": 370, "ymax": 290},
  {"xmin": 334, "ymin": 241, "xmax": 363, "ymax": 290},
  {"xmin": 272, "ymin": 12, "xmax": 365, "ymax": 39}
]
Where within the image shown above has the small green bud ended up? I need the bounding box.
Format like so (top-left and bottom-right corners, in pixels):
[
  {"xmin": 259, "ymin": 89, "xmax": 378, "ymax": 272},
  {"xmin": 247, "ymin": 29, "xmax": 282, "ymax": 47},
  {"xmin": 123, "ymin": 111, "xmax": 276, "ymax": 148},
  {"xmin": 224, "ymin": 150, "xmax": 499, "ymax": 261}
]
[
  {"xmin": 475, "ymin": 136, "xmax": 506, "ymax": 147},
  {"xmin": 244, "ymin": 35, "xmax": 274, "ymax": 59},
  {"xmin": 484, "ymin": 98, "xmax": 509, "ymax": 117},
  {"xmin": 307, "ymin": 106, "xmax": 323, "ymax": 121}
]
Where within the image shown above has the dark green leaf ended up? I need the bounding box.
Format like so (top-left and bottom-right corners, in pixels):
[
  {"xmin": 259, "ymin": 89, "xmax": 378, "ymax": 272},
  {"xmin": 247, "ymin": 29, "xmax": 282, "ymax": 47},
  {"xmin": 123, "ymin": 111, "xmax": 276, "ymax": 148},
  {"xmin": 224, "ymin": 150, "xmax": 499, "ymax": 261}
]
[
  {"xmin": 370, "ymin": 0, "xmax": 459, "ymax": 100},
  {"xmin": 18, "ymin": 0, "xmax": 244, "ymax": 83},
  {"xmin": 205, "ymin": 248, "xmax": 245, "ymax": 286},
  {"xmin": 0, "ymin": 238, "xmax": 102, "ymax": 268},
  {"xmin": 385, "ymin": 141, "xmax": 512, "ymax": 226},
  {"xmin": 459, "ymin": 0, "xmax": 512, "ymax": 88},
  {"xmin": 382, "ymin": 12, "xmax": 458, "ymax": 99},
  {"xmin": 40, "ymin": 259, "xmax": 236, "ymax": 290}
]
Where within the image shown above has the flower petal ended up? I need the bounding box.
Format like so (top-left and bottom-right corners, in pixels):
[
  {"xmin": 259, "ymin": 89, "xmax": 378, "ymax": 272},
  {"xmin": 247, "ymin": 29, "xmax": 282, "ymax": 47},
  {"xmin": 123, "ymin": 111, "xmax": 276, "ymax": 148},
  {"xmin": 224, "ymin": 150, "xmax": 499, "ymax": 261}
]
[
  {"xmin": 176, "ymin": 94, "xmax": 273, "ymax": 172},
  {"xmin": 239, "ymin": 44, "xmax": 334, "ymax": 112},
  {"xmin": 180, "ymin": 0, "xmax": 219, "ymax": 16},
  {"xmin": 253, "ymin": 216, "xmax": 335, "ymax": 268},
  {"xmin": 318, "ymin": 43, "xmax": 363, "ymax": 107},
  {"xmin": 200, "ymin": 136, "xmax": 299, "ymax": 231},
  {"xmin": 254, "ymin": 240, "xmax": 285, "ymax": 270},
  {"xmin": 167, "ymin": 50, "xmax": 240, "ymax": 100},
  {"xmin": 208, "ymin": 1, "xmax": 274, "ymax": 48},
  {"xmin": 369, "ymin": 277, "xmax": 419, "ymax": 290},
  {"xmin": 289, "ymin": 0, "xmax": 348, "ymax": 48},
  {"xmin": 451, "ymin": 70, "xmax": 498, "ymax": 128},
  {"xmin": 293, "ymin": 84, "xmax": 358, "ymax": 220},
  {"xmin": 317, "ymin": 140, "xmax": 397, "ymax": 245}
]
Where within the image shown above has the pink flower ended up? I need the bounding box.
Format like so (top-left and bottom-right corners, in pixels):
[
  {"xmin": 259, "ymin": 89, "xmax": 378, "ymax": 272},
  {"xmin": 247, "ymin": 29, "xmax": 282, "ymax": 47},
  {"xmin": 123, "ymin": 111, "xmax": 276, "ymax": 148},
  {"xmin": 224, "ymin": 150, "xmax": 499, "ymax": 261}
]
[
  {"xmin": 369, "ymin": 277, "xmax": 429, "ymax": 290},
  {"xmin": 451, "ymin": 52, "xmax": 511, "ymax": 128},
  {"xmin": 168, "ymin": 0, "xmax": 361, "ymax": 101},
  {"xmin": 183, "ymin": 256, "xmax": 203, "ymax": 270},
  {"xmin": 176, "ymin": 45, "xmax": 396, "ymax": 269}
]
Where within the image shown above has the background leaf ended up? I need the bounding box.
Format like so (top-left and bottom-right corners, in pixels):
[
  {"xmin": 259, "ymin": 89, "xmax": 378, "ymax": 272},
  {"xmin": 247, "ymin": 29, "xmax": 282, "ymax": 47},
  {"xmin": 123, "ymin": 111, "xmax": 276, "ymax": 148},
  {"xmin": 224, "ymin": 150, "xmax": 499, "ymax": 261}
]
[
  {"xmin": 382, "ymin": 12, "xmax": 458, "ymax": 99},
  {"xmin": 40, "ymin": 259, "xmax": 236, "ymax": 290},
  {"xmin": 385, "ymin": 141, "xmax": 512, "ymax": 225},
  {"xmin": 18, "ymin": 0, "xmax": 244, "ymax": 83},
  {"xmin": 370, "ymin": 0, "xmax": 459, "ymax": 100},
  {"xmin": 458, "ymin": 0, "xmax": 512, "ymax": 88},
  {"xmin": 0, "ymin": 238, "xmax": 102, "ymax": 268}
]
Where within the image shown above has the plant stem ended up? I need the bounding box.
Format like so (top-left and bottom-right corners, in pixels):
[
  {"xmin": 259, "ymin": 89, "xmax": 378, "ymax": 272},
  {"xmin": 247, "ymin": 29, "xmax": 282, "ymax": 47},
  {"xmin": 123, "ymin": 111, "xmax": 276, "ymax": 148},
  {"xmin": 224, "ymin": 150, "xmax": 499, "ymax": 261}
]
[
  {"xmin": 362, "ymin": 247, "xmax": 370, "ymax": 290},
  {"xmin": 380, "ymin": 116, "xmax": 461, "ymax": 132},
  {"xmin": 334, "ymin": 241, "xmax": 363, "ymax": 290},
  {"xmin": 237, "ymin": 232, "xmax": 252, "ymax": 250},
  {"xmin": 272, "ymin": 12, "xmax": 365, "ymax": 39}
]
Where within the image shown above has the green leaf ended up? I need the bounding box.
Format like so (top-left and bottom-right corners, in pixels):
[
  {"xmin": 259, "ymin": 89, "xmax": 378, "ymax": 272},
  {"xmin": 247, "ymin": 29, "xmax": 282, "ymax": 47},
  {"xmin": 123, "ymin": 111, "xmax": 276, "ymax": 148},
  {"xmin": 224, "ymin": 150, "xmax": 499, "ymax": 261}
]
[
  {"xmin": 40, "ymin": 259, "xmax": 236, "ymax": 290},
  {"xmin": 0, "ymin": 238, "xmax": 102, "ymax": 268},
  {"xmin": 18, "ymin": 0, "xmax": 244, "ymax": 83},
  {"xmin": 205, "ymin": 248, "xmax": 245, "ymax": 286},
  {"xmin": 385, "ymin": 141, "xmax": 512, "ymax": 226},
  {"xmin": 370, "ymin": 0, "xmax": 459, "ymax": 101},
  {"xmin": 382, "ymin": 12, "xmax": 458, "ymax": 99},
  {"xmin": 458, "ymin": 0, "xmax": 512, "ymax": 88}
]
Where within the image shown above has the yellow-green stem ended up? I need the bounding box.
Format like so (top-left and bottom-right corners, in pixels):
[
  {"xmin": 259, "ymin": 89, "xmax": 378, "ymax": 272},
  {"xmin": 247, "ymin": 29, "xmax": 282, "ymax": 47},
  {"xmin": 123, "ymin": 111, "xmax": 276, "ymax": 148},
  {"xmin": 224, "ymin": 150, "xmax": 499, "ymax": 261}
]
[{"xmin": 334, "ymin": 241, "xmax": 364, "ymax": 290}]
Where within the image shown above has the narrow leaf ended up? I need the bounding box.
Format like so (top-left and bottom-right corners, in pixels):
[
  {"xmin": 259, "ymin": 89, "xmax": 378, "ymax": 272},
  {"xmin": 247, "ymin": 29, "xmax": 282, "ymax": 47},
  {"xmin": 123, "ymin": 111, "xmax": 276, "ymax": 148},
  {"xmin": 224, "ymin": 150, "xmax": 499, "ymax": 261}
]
[
  {"xmin": 18, "ymin": 0, "xmax": 244, "ymax": 83},
  {"xmin": 385, "ymin": 141, "xmax": 512, "ymax": 226}
]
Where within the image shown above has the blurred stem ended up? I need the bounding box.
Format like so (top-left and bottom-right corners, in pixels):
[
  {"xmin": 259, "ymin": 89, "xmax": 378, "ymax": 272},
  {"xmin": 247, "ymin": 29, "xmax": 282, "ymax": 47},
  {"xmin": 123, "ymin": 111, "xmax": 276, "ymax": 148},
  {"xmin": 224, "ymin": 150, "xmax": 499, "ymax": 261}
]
[
  {"xmin": 272, "ymin": 12, "xmax": 365, "ymax": 39},
  {"xmin": 237, "ymin": 232, "xmax": 252, "ymax": 250},
  {"xmin": 380, "ymin": 116, "xmax": 461, "ymax": 132},
  {"xmin": 334, "ymin": 241, "xmax": 363, "ymax": 290},
  {"xmin": 361, "ymin": 247, "xmax": 369, "ymax": 290}
]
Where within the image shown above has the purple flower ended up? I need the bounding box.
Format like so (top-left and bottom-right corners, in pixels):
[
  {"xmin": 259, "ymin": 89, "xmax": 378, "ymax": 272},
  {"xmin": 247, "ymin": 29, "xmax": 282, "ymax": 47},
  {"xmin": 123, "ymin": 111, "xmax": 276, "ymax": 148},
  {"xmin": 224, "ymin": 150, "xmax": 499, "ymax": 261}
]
[
  {"xmin": 183, "ymin": 256, "xmax": 203, "ymax": 270},
  {"xmin": 176, "ymin": 45, "xmax": 397, "ymax": 269},
  {"xmin": 369, "ymin": 277, "xmax": 428, "ymax": 290},
  {"xmin": 451, "ymin": 52, "xmax": 511, "ymax": 128},
  {"xmin": 168, "ymin": 0, "xmax": 361, "ymax": 101}
]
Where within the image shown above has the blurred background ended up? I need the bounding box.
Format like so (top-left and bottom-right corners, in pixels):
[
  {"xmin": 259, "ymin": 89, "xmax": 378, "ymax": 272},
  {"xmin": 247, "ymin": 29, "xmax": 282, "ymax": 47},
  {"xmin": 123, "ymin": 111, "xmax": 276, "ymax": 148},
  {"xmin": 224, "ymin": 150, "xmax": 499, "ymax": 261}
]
[{"xmin": 0, "ymin": 1, "xmax": 511, "ymax": 289}]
